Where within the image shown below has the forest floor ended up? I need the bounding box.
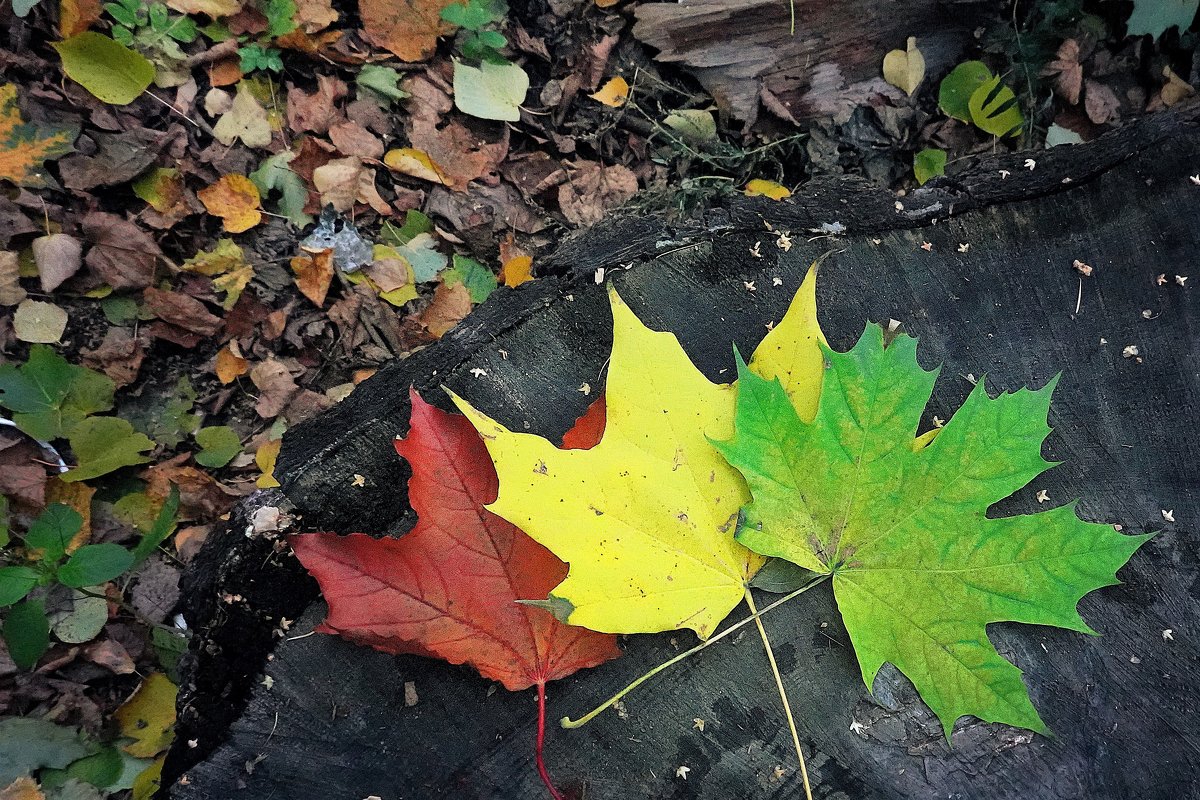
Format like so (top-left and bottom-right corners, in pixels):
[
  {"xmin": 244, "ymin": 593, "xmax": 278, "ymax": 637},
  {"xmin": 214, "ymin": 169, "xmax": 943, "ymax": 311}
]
[{"xmin": 0, "ymin": 0, "xmax": 1196, "ymax": 797}]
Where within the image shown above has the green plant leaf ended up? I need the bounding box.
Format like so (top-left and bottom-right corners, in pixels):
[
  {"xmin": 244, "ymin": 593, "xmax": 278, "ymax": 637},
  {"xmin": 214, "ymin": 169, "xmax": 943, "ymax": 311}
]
[
  {"xmin": 264, "ymin": 0, "xmax": 298, "ymax": 36},
  {"xmin": 355, "ymin": 65, "xmax": 410, "ymax": 104},
  {"xmin": 717, "ymin": 326, "xmax": 1151, "ymax": 736},
  {"xmin": 4, "ymin": 598, "xmax": 50, "ymax": 669},
  {"xmin": 938, "ymin": 60, "xmax": 992, "ymax": 122},
  {"xmin": 0, "ymin": 494, "xmax": 9, "ymax": 547},
  {"xmin": 913, "ymin": 147, "xmax": 947, "ymax": 185},
  {"xmin": 453, "ymin": 59, "xmax": 528, "ymax": 122},
  {"xmin": 47, "ymin": 585, "xmax": 110, "ymax": 643},
  {"xmin": 663, "ymin": 109, "xmax": 717, "ymax": 142},
  {"xmin": 62, "ymin": 417, "xmax": 155, "ymax": 482},
  {"xmin": 249, "ymin": 152, "xmax": 313, "ymax": 228},
  {"xmin": 105, "ymin": 2, "xmax": 140, "ymax": 27},
  {"xmin": 53, "ymin": 32, "xmax": 155, "ymax": 106},
  {"xmin": 0, "ymin": 717, "xmax": 91, "ymax": 785},
  {"xmin": 0, "ymin": 565, "xmax": 41, "ymax": 606},
  {"xmin": 58, "ymin": 543, "xmax": 134, "ymax": 588},
  {"xmin": 0, "ymin": 345, "xmax": 115, "ymax": 441},
  {"xmin": 968, "ymin": 75, "xmax": 1024, "ymax": 138},
  {"xmin": 1126, "ymin": 0, "xmax": 1198, "ymax": 39},
  {"xmin": 193, "ymin": 426, "xmax": 242, "ymax": 467},
  {"xmin": 443, "ymin": 253, "xmax": 496, "ymax": 303},
  {"xmin": 380, "ymin": 209, "xmax": 434, "ymax": 246},
  {"xmin": 25, "ymin": 503, "xmax": 84, "ymax": 564},
  {"xmin": 131, "ymin": 484, "xmax": 179, "ymax": 565}
]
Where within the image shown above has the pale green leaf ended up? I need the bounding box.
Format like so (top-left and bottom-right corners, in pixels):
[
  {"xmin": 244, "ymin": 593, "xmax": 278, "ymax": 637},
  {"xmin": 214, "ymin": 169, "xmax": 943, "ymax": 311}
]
[
  {"xmin": 0, "ymin": 717, "xmax": 90, "ymax": 784},
  {"xmin": 663, "ymin": 109, "xmax": 717, "ymax": 142},
  {"xmin": 453, "ymin": 59, "xmax": 528, "ymax": 122},
  {"xmin": 53, "ymin": 32, "xmax": 155, "ymax": 106},
  {"xmin": 443, "ymin": 253, "xmax": 496, "ymax": 303},
  {"xmin": 938, "ymin": 60, "xmax": 992, "ymax": 122},
  {"xmin": 968, "ymin": 75, "xmax": 1024, "ymax": 138},
  {"xmin": 62, "ymin": 417, "xmax": 155, "ymax": 482},
  {"xmin": 1126, "ymin": 0, "xmax": 1198, "ymax": 39},
  {"xmin": 913, "ymin": 147, "xmax": 946, "ymax": 185}
]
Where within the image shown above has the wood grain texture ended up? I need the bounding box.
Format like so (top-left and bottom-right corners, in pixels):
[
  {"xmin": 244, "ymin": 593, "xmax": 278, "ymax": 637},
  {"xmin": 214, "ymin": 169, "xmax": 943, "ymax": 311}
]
[
  {"xmin": 168, "ymin": 109, "xmax": 1200, "ymax": 800},
  {"xmin": 631, "ymin": 0, "xmax": 987, "ymax": 124}
]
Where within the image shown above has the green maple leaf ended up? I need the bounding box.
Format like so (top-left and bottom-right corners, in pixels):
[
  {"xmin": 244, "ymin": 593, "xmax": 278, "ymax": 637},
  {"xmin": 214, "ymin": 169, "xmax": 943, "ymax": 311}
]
[
  {"xmin": 716, "ymin": 324, "xmax": 1151, "ymax": 736},
  {"xmin": 0, "ymin": 345, "xmax": 114, "ymax": 441}
]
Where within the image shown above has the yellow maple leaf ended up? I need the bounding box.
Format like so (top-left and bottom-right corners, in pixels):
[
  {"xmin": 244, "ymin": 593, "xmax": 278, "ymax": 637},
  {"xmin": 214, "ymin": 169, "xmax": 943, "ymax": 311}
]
[
  {"xmin": 0, "ymin": 84, "xmax": 78, "ymax": 188},
  {"xmin": 198, "ymin": 174, "xmax": 263, "ymax": 233},
  {"xmin": 454, "ymin": 264, "xmax": 827, "ymax": 639}
]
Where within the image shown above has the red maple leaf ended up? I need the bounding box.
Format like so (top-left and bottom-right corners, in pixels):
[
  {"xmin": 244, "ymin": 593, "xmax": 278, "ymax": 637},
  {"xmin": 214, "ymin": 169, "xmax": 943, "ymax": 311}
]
[{"xmin": 291, "ymin": 389, "xmax": 619, "ymax": 798}]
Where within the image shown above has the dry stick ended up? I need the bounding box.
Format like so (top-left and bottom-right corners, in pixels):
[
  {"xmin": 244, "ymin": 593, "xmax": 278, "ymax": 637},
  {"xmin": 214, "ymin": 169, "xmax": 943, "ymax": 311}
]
[
  {"xmin": 746, "ymin": 589, "xmax": 813, "ymax": 800},
  {"xmin": 560, "ymin": 573, "xmax": 831, "ymax": 729}
]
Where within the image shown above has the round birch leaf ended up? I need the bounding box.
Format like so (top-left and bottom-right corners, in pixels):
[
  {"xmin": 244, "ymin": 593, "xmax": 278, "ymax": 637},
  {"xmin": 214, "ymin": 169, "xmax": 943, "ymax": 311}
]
[
  {"xmin": 914, "ymin": 148, "xmax": 947, "ymax": 185},
  {"xmin": 663, "ymin": 109, "xmax": 717, "ymax": 142},
  {"xmin": 453, "ymin": 60, "xmax": 529, "ymax": 122},
  {"xmin": 14, "ymin": 299, "xmax": 69, "ymax": 343},
  {"xmin": 53, "ymin": 32, "xmax": 155, "ymax": 106},
  {"xmin": 938, "ymin": 60, "xmax": 992, "ymax": 121}
]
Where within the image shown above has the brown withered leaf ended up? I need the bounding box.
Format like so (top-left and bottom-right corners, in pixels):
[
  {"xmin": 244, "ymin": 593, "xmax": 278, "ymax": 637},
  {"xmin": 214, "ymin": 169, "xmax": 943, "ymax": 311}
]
[
  {"xmin": 312, "ymin": 156, "xmax": 391, "ymax": 214},
  {"xmin": 166, "ymin": 0, "xmax": 242, "ymax": 15},
  {"xmin": 143, "ymin": 287, "xmax": 224, "ymax": 336},
  {"xmin": 360, "ymin": 0, "xmax": 458, "ymax": 61},
  {"xmin": 32, "ymin": 233, "xmax": 83, "ymax": 292},
  {"xmin": 291, "ymin": 248, "xmax": 335, "ymax": 306},
  {"xmin": 81, "ymin": 327, "xmax": 146, "ymax": 388},
  {"xmin": 0, "ymin": 431, "xmax": 46, "ymax": 506},
  {"xmin": 295, "ymin": 0, "xmax": 338, "ymax": 31},
  {"xmin": 1041, "ymin": 39, "xmax": 1083, "ymax": 105},
  {"xmin": 143, "ymin": 459, "xmax": 237, "ymax": 520},
  {"xmin": 286, "ymin": 75, "xmax": 348, "ymax": 134},
  {"xmin": 0, "ymin": 250, "xmax": 27, "ymax": 306},
  {"xmin": 214, "ymin": 342, "xmax": 249, "ymax": 383},
  {"xmin": 1083, "ymin": 79, "xmax": 1120, "ymax": 124},
  {"xmin": 84, "ymin": 638, "xmax": 136, "ymax": 674},
  {"xmin": 82, "ymin": 212, "xmax": 162, "ymax": 290},
  {"xmin": 58, "ymin": 129, "xmax": 164, "ymax": 191},
  {"xmin": 418, "ymin": 281, "xmax": 471, "ymax": 337},
  {"xmin": 558, "ymin": 160, "xmax": 638, "ymax": 226},
  {"xmin": 329, "ymin": 121, "xmax": 385, "ymax": 159},
  {"xmin": 250, "ymin": 359, "xmax": 300, "ymax": 418},
  {"xmin": 61, "ymin": 0, "xmax": 104, "ymax": 36},
  {"xmin": 408, "ymin": 118, "xmax": 508, "ymax": 190}
]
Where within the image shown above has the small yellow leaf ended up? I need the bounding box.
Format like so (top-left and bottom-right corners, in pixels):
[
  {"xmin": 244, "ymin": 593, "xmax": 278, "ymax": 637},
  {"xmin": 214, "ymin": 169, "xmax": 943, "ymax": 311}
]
[
  {"xmin": 383, "ymin": 147, "xmax": 447, "ymax": 185},
  {"xmin": 882, "ymin": 36, "xmax": 925, "ymax": 96},
  {"xmin": 500, "ymin": 254, "xmax": 533, "ymax": 288},
  {"xmin": 749, "ymin": 261, "xmax": 828, "ymax": 422},
  {"xmin": 590, "ymin": 76, "xmax": 629, "ymax": 107},
  {"xmin": 130, "ymin": 755, "xmax": 165, "ymax": 800},
  {"xmin": 114, "ymin": 673, "xmax": 177, "ymax": 758},
  {"xmin": 214, "ymin": 343, "xmax": 249, "ymax": 384},
  {"xmin": 198, "ymin": 175, "xmax": 262, "ymax": 233},
  {"xmin": 744, "ymin": 179, "xmax": 791, "ymax": 200},
  {"xmin": 256, "ymin": 439, "xmax": 282, "ymax": 488}
]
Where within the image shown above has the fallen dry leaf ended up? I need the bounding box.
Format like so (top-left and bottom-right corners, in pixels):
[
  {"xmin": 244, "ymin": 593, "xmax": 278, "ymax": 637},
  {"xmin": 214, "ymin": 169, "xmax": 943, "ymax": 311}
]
[
  {"xmin": 558, "ymin": 160, "xmax": 638, "ymax": 226},
  {"xmin": 214, "ymin": 342, "xmax": 249, "ymax": 383},
  {"xmin": 291, "ymin": 248, "xmax": 335, "ymax": 306},
  {"xmin": 0, "ymin": 777, "xmax": 45, "ymax": 800},
  {"xmin": 383, "ymin": 147, "xmax": 447, "ymax": 184},
  {"xmin": 84, "ymin": 638, "xmax": 136, "ymax": 674},
  {"xmin": 166, "ymin": 0, "xmax": 242, "ymax": 15},
  {"xmin": 360, "ymin": 0, "xmax": 458, "ymax": 61},
  {"xmin": 1041, "ymin": 38, "xmax": 1083, "ymax": 105},
  {"xmin": 0, "ymin": 84, "xmax": 78, "ymax": 188},
  {"xmin": 329, "ymin": 121, "xmax": 385, "ymax": 160},
  {"xmin": 13, "ymin": 299, "xmax": 68, "ymax": 343},
  {"xmin": 198, "ymin": 174, "xmax": 263, "ymax": 233},
  {"xmin": 590, "ymin": 76, "xmax": 629, "ymax": 107},
  {"xmin": 60, "ymin": 0, "xmax": 104, "ymax": 37},
  {"xmin": 212, "ymin": 84, "xmax": 272, "ymax": 148},
  {"xmin": 0, "ymin": 250, "xmax": 26, "ymax": 305},
  {"xmin": 286, "ymin": 75, "xmax": 348, "ymax": 135},
  {"xmin": 81, "ymin": 327, "xmax": 146, "ymax": 387},
  {"xmin": 294, "ymin": 0, "xmax": 338, "ymax": 31},
  {"xmin": 407, "ymin": 119, "xmax": 508, "ymax": 190},
  {"xmin": 312, "ymin": 156, "xmax": 390, "ymax": 214},
  {"xmin": 1083, "ymin": 79, "xmax": 1120, "ymax": 125},
  {"xmin": 363, "ymin": 253, "xmax": 411, "ymax": 292},
  {"xmin": 1162, "ymin": 66, "xmax": 1195, "ymax": 106},
  {"xmin": 418, "ymin": 280, "xmax": 471, "ymax": 337},
  {"xmin": 250, "ymin": 359, "xmax": 300, "ymax": 418},
  {"xmin": 82, "ymin": 211, "xmax": 162, "ymax": 290},
  {"xmin": 143, "ymin": 287, "xmax": 224, "ymax": 336},
  {"xmin": 143, "ymin": 458, "xmax": 236, "ymax": 519}
]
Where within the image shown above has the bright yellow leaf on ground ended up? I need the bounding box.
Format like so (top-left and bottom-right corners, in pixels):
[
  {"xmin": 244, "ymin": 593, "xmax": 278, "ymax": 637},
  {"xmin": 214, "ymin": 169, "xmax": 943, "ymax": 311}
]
[
  {"xmin": 256, "ymin": 438, "xmax": 282, "ymax": 488},
  {"xmin": 198, "ymin": 174, "xmax": 262, "ymax": 233},
  {"xmin": 453, "ymin": 266, "xmax": 829, "ymax": 639},
  {"xmin": 748, "ymin": 264, "xmax": 827, "ymax": 422},
  {"xmin": 500, "ymin": 254, "xmax": 533, "ymax": 287},
  {"xmin": 383, "ymin": 147, "xmax": 447, "ymax": 185},
  {"xmin": 744, "ymin": 179, "xmax": 791, "ymax": 200},
  {"xmin": 130, "ymin": 755, "xmax": 165, "ymax": 800},
  {"xmin": 114, "ymin": 673, "xmax": 177, "ymax": 758},
  {"xmin": 590, "ymin": 76, "xmax": 629, "ymax": 107}
]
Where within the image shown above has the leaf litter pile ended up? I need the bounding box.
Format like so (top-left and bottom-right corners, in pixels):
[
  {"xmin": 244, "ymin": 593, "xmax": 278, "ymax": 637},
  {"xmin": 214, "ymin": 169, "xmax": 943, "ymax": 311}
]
[
  {"xmin": 0, "ymin": 0, "xmax": 1193, "ymax": 797},
  {"xmin": 295, "ymin": 266, "xmax": 1148, "ymax": 797}
]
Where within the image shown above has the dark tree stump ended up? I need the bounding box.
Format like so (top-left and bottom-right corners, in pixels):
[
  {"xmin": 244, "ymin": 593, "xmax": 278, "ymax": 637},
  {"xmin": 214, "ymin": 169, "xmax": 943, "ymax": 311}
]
[{"xmin": 166, "ymin": 106, "xmax": 1200, "ymax": 800}]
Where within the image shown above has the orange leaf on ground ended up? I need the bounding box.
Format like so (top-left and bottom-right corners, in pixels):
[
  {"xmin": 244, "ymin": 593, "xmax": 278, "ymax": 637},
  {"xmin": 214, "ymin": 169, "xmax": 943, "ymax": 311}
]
[
  {"xmin": 198, "ymin": 174, "xmax": 262, "ymax": 233},
  {"xmin": 0, "ymin": 777, "xmax": 45, "ymax": 800},
  {"xmin": 291, "ymin": 391, "xmax": 620, "ymax": 795},
  {"xmin": 60, "ymin": 0, "xmax": 103, "ymax": 37},
  {"xmin": 291, "ymin": 248, "xmax": 334, "ymax": 307},
  {"xmin": 500, "ymin": 254, "xmax": 533, "ymax": 288},
  {"xmin": 214, "ymin": 342, "xmax": 250, "ymax": 383},
  {"xmin": 0, "ymin": 84, "xmax": 78, "ymax": 188},
  {"xmin": 590, "ymin": 76, "xmax": 629, "ymax": 107},
  {"xmin": 418, "ymin": 280, "xmax": 471, "ymax": 337},
  {"xmin": 360, "ymin": 0, "xmax": 458, "ymax": 61}
]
